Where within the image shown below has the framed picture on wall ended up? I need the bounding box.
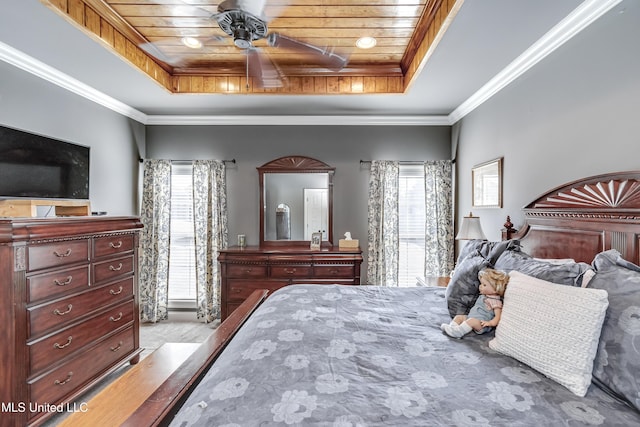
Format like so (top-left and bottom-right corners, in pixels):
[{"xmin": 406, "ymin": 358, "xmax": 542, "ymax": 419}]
[
  {"xmin": 310, "ymin": 232, "xmax": 322, "ymax": 250},
  {"xmin": 472, "ymin": 157, "xmax": 503, "ymax": 208}
]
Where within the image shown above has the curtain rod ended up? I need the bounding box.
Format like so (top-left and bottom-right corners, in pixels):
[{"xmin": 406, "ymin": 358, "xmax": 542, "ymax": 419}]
[
  {"xmin": 360, "ymin": 159, "xmax": 455, "ymax": 165},
  {"xmin": 138, "ymin": 158, "xmax": 236, "ymax": 164},
  {"xmin": 360, "ymin": 160, "xmax": 426, "ymax": 165}
]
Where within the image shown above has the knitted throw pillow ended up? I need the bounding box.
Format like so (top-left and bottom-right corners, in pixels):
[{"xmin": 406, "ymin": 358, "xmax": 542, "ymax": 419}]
[{"xmin": 489, "ymin": 271, "xmax": 609, "ymax": 396}]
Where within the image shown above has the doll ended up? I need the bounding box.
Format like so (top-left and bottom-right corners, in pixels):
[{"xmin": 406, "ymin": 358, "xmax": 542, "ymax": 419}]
[{"xmin": 441, "ymin": 268, "xmax": 509, "ymax": 338}]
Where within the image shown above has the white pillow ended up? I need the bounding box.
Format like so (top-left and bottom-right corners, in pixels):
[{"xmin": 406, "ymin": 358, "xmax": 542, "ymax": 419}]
[{"xmin": 488, "ymin": 271, "xmax": 609, "ymax": 396}]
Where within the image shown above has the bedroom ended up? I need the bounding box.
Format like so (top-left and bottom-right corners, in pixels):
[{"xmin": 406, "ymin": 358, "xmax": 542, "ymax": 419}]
[{"xmin": 0, "ymin": 0, "xmax": 639, "ymax": 425}]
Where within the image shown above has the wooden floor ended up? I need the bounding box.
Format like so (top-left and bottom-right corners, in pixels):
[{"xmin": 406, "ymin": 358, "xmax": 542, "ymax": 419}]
[{"xmin": 57, "ymin": 343, "xmax": 200, "ymax": 426}]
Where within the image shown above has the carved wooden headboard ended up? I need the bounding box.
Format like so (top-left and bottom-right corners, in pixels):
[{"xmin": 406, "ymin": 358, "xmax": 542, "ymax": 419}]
[{"xmin": 503, "ymin": 171, "xmax": 640, "ymax": 265}]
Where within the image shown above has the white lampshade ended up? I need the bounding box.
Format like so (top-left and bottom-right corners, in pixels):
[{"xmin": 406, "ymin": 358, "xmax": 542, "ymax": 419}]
[{"xmin": 455, "ymin": 212, "xmax": 487, "ymax": 240}]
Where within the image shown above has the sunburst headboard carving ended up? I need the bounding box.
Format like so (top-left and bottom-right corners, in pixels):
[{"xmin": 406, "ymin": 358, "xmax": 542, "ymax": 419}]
[
  {"xmin": 506, "ymin": 171, "xmax": 640, "ymax": 264},
  {"xmin": 525, "ymin": 171, "xmax": 640, "ymax": 218}
]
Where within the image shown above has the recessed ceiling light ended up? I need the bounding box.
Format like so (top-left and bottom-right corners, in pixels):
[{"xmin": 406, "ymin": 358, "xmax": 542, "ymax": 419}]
[
  {"xmin": 356, "ymin": 36, "xmax": 377, "ymax": 49},
  {"xmin": 181, "ymin": 37, "xmax": 203, "ymax": 49}
]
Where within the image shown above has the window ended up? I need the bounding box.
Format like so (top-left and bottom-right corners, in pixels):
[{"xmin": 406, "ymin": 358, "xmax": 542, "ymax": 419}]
[
  {"xmin": 398, "ymin": 165, "xmax": 425, "ymax": 287},
  {"xmin": 168, "ymin": 164, "xmax": 197, "ymax": 301}
]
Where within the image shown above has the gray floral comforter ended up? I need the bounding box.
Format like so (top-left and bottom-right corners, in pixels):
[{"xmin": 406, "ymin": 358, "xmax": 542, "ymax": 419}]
[{"xmin": 170, "ymin": 285, "xmax": 640, "ymax": 426}]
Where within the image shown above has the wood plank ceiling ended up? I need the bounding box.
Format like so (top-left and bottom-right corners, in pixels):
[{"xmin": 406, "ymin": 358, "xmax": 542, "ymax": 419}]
[{"xmin": 41, "ymin": 0, "xmax": 459, "ymax": 94}]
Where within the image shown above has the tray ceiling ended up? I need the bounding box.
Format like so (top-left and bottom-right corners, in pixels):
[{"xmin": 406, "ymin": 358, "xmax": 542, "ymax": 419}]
[
  {"xmin": 42, "ymin": 0, "xmax": 456, "ymax": 95},
  {"xmin": 2, "ymin": 1, "xmax": 621, "ymax": 121}
]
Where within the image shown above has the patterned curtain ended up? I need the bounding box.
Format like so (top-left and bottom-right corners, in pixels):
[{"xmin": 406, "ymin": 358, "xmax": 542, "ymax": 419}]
[
  {"xmin": 424, "ymin": 160, "xmax": 454, "ymax": 276},
  {"xmin": 366, "ymin": 161, "xmax": 399, "ymax": 286},
  {"xmin": 192, "ymin": 160, "xmax": 228, "ymax": 322},
  {"xmin": 139, "ymin": 159, "xmax": 172, "ymax": 323}
]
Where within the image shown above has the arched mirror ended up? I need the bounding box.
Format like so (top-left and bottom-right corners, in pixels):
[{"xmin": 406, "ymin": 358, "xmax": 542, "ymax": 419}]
[{"xmin": 259, "ymin": 156, "xmax": 334, "ymax": 247}]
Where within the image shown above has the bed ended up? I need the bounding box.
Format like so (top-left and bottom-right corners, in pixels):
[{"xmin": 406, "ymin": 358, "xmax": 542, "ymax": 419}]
[{"xmin": 124, "ymin": 171, "xmax": 640, "ymax": 426}]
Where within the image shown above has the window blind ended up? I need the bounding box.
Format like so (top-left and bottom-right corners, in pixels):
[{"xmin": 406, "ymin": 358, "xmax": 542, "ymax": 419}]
[
  {"xmin": 168, "ymin": 164, "xmax": 197, "ymax": 300},
  {"xmin": 398, "ymin": 165, "xmax": 426, "ymax": 286}
]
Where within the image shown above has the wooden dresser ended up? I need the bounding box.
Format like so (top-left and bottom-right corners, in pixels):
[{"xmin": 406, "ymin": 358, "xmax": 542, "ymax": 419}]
[
  {"xmin": 219, "ymin": 245, "xmax": 363, "ymax": 320},
  {"xmin": 0, "ymin": 216, "xmax": 143, "ymax": 427}
]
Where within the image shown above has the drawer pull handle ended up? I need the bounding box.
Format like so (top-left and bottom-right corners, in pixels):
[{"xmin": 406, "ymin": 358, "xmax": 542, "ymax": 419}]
[
  {"xmin": 329, "ymin": 269, "xmax": 339, "ymax": 275},
  {"xmin": 54, "ymin": 372, "xmax": 73, "ymax": 386},
  {"xmin": 284, "ymin": 268, "xmax": 296, "ymax": 274},
  {"xmin": 109, "ymin": 263, "xmax": 124, "ymax": 271},
  {"xmin": 244, "ymin": 268, "xmax": 253, "ymax": 273},
  {"xmin": 110, "ymin": 286, "xmax": 124, "ymax": 295},
  {"xmin": 54, "ymin": 336, "xmax": 73, "ymax": 349},
  {"xmin": 53, "ymin": 304, "xmax": 73, "ymax": 316},
  {"xmin": 110, "ymin": 341, "xmax": 124, "ymax": 352},
  {"xmin": 53, "ymin": 249, "xmax": 72, "ymax": 258},
  {"xmin": 53, "ymin": 276, "xmax": 73, "ymax": 286},
  {"xmin": 110, "ymin": 312, "xmax": 123, "ymax": 322},
  {"xmin": 109, "ymin": 241, "xmax": 123, "ymax": 249}
]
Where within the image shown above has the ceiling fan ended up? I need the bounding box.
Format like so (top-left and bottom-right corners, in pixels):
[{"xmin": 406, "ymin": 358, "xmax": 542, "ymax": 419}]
[{"xmin": 140, "ymin": 0, "xmax": 350, "ymax": 89}]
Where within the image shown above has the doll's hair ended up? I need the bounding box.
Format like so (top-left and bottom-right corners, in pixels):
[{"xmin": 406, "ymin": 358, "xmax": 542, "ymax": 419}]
[{"xmin": 478, "ymin": 268, "xmax": 509, "ymax": 296}]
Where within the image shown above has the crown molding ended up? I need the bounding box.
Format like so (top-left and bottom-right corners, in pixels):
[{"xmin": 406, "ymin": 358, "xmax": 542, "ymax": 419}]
[
  {"xmin": 144, "ymin": 115, "xmax": 451, "ymax": 126},
  {"xmin": 0, "ymin": 41, "xmax": 447, "ymax": 126},
  {"xmin": 448, "ymin": 0, "xmax": 623, "ymax": 124},
  {"xmin": 0, "ymin": 0, "xmax": 621, "ymax": 127},
  {"xmin": 0, "ymin": 41, "xmax": 147, "ymax": 123}
]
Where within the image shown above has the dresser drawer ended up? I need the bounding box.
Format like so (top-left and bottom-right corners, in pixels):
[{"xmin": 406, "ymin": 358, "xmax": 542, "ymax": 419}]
[
  {"xmin": 28, "ymin": 277, "xmax": 134, "ymax": 337},
  {"xmin": 28, "ymin": 326, "xmax": 135, "ymax": 411},
  {"xmin": 313, "ymin": 265, "xmax": 355, "ymax": 278},
  {"xmin": 227, "ymin": 279, "xmax": 286, "ymax": 301},
  {"xmin": 94, "ymin": 234, "xmax": 135, "ymax": 258},
  {"xmin": 226, "ymin": 264, "xmax": 268, "ymax": 278},
  {"xmin": 93, "ymin": 254, "xmax": 135, "ymax": 284},
  {"xmin": 270, "ymin": 265, "xmax": 313, "ymax": 278},
  {"xmin": 27, "ymin": 265, "xmax": 90, "ymax": 303},
  {"xmin": 28, "ymin": 240, "xmax": 89, "ymax": 272},
  {"xmin": 28, "ymin": 300, "xmax": 134, "ymax": 374}
]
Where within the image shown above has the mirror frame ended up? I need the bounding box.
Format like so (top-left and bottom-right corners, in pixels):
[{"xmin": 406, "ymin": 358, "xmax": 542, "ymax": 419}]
[{"xmin": 258, "ymin": 156, "xmax": 335, "ymax": 247}]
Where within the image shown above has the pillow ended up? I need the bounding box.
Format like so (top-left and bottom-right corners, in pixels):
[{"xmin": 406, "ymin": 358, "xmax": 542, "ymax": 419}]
[
  {"xmin": 533, "ymin": 257, "xmax": 576, "ymax": 265},
  {"xmin": 489, "ymin": 271, "xmax": 609, "ymax": 396},
  {"xmin": 456, "ymin": 240, "xmax": 487, "ymax": 265},
  {"xmin": 456, "ymin": 239, "xmax": 521, "ymax": 265},
  {"xmin": 445, "ymin": 251, "xmax": 489, "ymax": 318},
  {"xmin": 580, "ymin": 269, "xmax": 596, "ymax": 288},
  {"xmin": 494, "ymin": 250, "xmax": 593, "ymax": 286},
  {"xmin": 588, "ymin": 250, "xmax": 640, "ymax": 411}
]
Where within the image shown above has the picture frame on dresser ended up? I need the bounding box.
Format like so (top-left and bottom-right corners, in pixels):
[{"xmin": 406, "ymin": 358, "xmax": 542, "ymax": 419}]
[
  {"xmin": 472, "ymin": 157, "xmax": 503, "ymax": 208},
  {"xmin": 310, "ymin": 232, "xmax": 322, "ymax": 250}
]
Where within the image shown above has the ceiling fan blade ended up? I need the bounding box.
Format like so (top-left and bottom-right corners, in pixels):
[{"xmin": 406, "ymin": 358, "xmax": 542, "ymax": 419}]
[
  {"xmin": 261, "ymin": 0, "xmax": 293, "ymax": 21},
  {"xmin": 267, "ymin": 33, "xmax": 349, "ymax": 71},
  {"xmin": 170, "ymin": 0, "xmax": 219, "ymax": 19},
  {"xmin": 247, "ymin": 48, "xmax": 283, "ymax": 89},
  {"xmin": 139, "ymin": 42, "xmax": 186, "ymax": 67},
  {"xmin": 216, "ymin": 0, "xmax": 291, "ymax": 20},
  {"xmin": 218, "ymin": 0, "xmax": 267, "ymax": 18}
]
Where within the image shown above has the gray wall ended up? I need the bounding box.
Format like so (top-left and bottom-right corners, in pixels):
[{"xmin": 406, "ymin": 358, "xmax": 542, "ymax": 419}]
[
  {"xmin": 146, "ymin": 125, "xmax": 451, "ymax": 275},
  {"xmin": 0, "ymin": 61, "xmax": 143, "ymax": 216},
  {"xmin": 455, "ymin": 0, "xmax": 640, "ymax": 243}
]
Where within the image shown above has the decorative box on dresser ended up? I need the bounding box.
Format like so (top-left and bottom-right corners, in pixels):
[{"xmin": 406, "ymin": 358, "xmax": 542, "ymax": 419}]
[
  {"xmin": 219, "ymin": 245, "xmax": 363, "ymax": 320},
  {"xmin": 0, "ymin": 216, "xmax": 143, "ymax": 427}
]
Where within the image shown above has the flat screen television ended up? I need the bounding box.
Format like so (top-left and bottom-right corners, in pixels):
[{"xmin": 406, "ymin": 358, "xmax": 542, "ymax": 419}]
[{"xmin": 0, "ymin": 125, "xmax": 90, "ymax": 200}]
